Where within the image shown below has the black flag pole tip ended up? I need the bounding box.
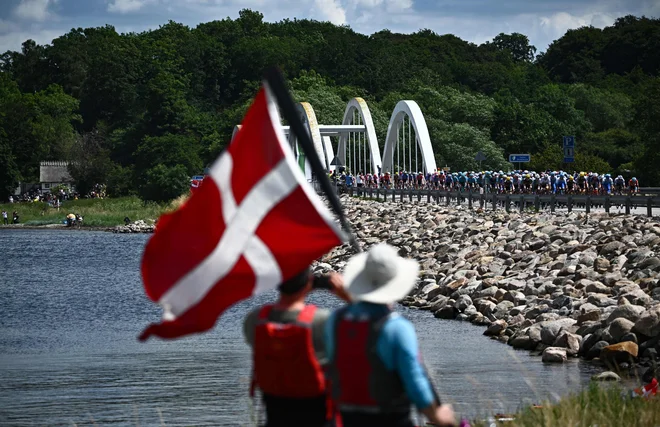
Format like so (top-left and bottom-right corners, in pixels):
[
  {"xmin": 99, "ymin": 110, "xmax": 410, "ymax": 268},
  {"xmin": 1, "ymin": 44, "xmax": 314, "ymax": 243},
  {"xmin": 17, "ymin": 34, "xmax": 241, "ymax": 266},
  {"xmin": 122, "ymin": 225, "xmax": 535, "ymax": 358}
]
[{"xmin": 263, "ymin": 66, "xmax": 361, "ymax": 254}]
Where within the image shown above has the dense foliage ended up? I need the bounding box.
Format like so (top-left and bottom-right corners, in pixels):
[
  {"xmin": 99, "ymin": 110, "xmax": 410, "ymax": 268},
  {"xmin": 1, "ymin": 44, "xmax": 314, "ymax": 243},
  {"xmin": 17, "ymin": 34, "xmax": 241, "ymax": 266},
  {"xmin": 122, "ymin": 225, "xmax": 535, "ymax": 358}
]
[{"xmin": 1, "ymin": 10, "xmax": 659, "ymax": 201}]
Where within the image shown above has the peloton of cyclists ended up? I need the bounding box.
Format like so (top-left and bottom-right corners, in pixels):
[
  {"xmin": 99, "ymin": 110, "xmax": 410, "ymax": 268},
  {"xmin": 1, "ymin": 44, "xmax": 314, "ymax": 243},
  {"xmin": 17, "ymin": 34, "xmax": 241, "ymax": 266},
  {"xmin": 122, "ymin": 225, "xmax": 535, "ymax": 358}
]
[{"xmin": 334, "ymin": 168, "xmax": 642, "ymax": 196}]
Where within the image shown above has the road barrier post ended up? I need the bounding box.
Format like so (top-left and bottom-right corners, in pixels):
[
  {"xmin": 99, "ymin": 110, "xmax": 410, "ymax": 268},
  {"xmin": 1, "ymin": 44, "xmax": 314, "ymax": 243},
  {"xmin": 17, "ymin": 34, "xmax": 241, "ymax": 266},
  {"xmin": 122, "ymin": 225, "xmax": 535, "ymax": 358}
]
[
  {"xmin": 605, "ymin": 195, "xmax": 610, "ymax": 214},
  {"xmin": 550, "ymin": 194, "xmax": 556, "ymax": 213}
]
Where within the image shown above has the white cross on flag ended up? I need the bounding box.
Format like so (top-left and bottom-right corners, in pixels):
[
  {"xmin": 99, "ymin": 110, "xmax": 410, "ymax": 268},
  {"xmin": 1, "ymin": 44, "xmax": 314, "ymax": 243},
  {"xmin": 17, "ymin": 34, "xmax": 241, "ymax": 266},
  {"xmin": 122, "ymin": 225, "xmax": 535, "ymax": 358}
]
[{"xmin": 139, "ymin": 83, "xmax": 345, "ymax": 341}]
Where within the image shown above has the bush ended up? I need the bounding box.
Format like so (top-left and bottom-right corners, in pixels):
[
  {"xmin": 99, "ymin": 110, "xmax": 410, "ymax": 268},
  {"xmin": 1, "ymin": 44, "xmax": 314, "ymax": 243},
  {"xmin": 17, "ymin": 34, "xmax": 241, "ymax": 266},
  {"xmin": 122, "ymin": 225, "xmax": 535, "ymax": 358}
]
[
  {"xmin": 106, "ymin": 165, "xmax": 135, "ymax": 197},
  {"xmin": 138, "ymin": 164, "xmax": 190, "ymax": 203}
]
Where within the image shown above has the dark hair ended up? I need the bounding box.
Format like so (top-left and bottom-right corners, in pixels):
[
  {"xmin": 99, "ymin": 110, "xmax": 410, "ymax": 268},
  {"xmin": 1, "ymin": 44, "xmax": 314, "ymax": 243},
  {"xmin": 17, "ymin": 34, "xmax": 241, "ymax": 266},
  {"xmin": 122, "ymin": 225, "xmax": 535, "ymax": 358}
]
[{"xmin": 278, "ymin": 267, "xmax": 312, "ymax": 295}]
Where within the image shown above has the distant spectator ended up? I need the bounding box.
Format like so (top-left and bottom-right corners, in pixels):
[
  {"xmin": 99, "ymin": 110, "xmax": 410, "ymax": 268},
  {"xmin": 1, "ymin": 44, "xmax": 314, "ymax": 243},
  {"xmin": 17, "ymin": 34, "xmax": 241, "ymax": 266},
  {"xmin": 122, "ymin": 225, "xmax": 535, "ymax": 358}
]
[
  {"xmin": 8, "ymin": 195, "xmax": 13, "ymax": 203},
  {"xmin": 12, "ymin": 211, "xmax": 19, "ymax": 224},
  {"xmin": 2, "ymin": 210, "xmax": 7, "ymax": 225},
  {"xmin": 124, "ymin": 216, "xmax": 131, "ymax": 226}
]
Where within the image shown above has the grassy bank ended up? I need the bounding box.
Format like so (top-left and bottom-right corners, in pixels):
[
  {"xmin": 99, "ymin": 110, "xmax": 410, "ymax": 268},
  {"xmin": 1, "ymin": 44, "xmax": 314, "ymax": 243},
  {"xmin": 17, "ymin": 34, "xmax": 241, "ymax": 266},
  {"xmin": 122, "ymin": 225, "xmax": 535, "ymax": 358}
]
[
  {"xmin": 469, "ymin": 384, "xmax": 659, "ymax": 427},
  {"xmin": 0, "ymin": 196, "xmax": 178, "ymax": 227}
]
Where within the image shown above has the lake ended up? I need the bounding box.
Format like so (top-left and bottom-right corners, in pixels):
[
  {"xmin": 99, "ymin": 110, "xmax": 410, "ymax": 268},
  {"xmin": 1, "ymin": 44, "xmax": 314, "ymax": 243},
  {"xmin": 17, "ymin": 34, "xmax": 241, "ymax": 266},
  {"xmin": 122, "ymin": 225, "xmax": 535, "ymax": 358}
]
[{"xmin": 0, "ymin": 229, "xmax": 602, "ymax": 426}]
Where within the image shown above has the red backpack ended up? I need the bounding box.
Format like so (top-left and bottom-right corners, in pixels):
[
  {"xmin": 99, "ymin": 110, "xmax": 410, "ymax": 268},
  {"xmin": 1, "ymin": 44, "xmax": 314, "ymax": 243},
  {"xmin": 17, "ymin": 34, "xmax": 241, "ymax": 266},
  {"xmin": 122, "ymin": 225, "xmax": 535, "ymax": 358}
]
[{"xmin": 252, "ymin": 305, "xmax": 326, "ymax": 398}]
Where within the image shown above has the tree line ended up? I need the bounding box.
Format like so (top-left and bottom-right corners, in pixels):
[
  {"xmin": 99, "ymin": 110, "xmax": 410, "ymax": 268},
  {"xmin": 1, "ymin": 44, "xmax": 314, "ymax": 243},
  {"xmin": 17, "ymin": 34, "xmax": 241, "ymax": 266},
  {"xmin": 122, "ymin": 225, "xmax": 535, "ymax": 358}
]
[{"xmin": 1, "ymin": 10, "xmax": 659, "ymax": 202}]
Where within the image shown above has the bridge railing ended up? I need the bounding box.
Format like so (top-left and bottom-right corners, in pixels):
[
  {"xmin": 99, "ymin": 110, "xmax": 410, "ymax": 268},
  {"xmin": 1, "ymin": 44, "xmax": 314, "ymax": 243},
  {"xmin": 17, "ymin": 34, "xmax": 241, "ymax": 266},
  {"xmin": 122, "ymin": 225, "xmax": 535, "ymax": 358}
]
[{"xmin": 309, "ymin": 180, "xmax": 660, "ymax": 217}]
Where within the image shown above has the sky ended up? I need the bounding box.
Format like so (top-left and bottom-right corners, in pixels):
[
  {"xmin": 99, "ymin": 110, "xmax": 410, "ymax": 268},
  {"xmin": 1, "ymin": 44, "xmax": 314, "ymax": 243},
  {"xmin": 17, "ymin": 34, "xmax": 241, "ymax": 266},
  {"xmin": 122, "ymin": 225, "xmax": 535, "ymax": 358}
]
[{"xmin": 0, "ymin": 0, "xmax": 658, "ymax": 54}]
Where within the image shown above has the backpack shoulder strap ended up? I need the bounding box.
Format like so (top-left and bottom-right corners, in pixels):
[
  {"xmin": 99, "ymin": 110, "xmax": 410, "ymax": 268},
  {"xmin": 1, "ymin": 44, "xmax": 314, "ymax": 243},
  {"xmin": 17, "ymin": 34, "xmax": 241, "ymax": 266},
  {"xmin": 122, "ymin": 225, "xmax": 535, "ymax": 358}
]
[
  {"xmin": 296, "ymin": 304, "xmax": 317, "ymax": 324},
  {"xmin": 257, "ymin": 305, "xmax": 274, "ymax": 321}
]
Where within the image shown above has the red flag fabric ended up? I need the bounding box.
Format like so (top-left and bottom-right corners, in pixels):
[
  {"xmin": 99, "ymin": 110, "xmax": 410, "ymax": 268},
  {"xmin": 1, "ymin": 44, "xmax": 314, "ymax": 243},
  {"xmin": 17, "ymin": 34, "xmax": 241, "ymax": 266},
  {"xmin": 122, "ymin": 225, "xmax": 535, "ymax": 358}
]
[{"xmin": 139, "ymin": 83, "xmax": 345, "ymax": 341}]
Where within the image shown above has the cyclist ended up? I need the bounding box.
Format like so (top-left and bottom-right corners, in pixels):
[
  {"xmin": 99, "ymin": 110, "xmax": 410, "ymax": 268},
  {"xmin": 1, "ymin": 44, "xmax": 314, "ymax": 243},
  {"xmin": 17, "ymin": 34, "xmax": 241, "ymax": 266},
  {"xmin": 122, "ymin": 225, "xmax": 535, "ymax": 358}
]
[
  {"xmin": 504, "ymin": 176, "xmax": 513, "ymax": 194},
  {"xmin": 445, "ymin": 172, "xmax": 454, "ymax": 190},
  {"xmin": 602, "ymin": 174, "xmax": 613, "ymax": 195},
  {"xmin": 589, "ymin": 173, "xmax": 601, "ymax": 195},
  {"xmin": 556, "ymin": 173, "xmax": 567, "ymax": 194},
  {"xmin": 629, "ymin": 177, "xmax": 639, "ymax": 194},
  {"xmin": 416, "ymin": 171, "xmax": 424, "ymax": 189},
  {"xmin": 522, "ymin": 173, "xmax": 533, "ymax": 193},
  {"xmin": 614, "ymin": 175, "xmax": 625, "ymax": 195},
  {"xmin": 539, "ymin": 173, "xmax": 550, "ymax": 194},
  {"xmin": 458, "ymin": 172, "xmax": 467, "ymax": 191},
  {"xmin": 577, "ymin": 172, "xmax": 587, "ymax": 194},
  {"xmin": 467, "ymin": 173, "xmax": 477, "ymax": 191},
  {"xmin": 567, "ymin": 175, "xmax": 575, "ymax": 194}
]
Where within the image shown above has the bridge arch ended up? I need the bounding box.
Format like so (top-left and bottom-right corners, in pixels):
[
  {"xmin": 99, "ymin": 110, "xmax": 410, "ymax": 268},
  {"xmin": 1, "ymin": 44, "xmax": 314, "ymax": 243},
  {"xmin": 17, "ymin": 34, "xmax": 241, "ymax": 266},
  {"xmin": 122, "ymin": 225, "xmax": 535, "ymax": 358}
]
[
  {"xmin": 337, "ymin": 98, "xmax": 382, "ymax": 174},
  {"xmin": 233, "ymin": 102, "xmax": 331, "ymax": 179},
  {"xmin": 382, "ymin": 100, "xmax": 437, "ymax": 174}
]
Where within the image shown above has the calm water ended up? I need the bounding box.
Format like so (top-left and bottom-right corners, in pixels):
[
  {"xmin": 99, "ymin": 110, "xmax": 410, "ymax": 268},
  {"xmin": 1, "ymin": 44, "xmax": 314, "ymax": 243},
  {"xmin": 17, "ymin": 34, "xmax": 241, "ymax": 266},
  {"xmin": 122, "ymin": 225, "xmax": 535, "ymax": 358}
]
[{"xmin": 0, "ymin": 230, "xmax": 601, "ymax": 426}]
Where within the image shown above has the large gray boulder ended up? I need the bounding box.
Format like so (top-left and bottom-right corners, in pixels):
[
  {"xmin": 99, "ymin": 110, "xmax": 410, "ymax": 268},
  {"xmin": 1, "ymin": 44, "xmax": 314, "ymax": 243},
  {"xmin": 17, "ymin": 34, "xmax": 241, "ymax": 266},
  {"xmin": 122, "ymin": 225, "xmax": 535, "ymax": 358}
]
[
  {"xmin": 552, "ymin": 331, "xmax": 582, "ymax": 354},
  {"xmin": 484, "ymin": 320, "xmax": 507, "ymax": 336},
  {"xmin": 585, "ymin": 282, "xmax": 610, "ymax": 295},
  {"xmin": 542, "ymin": 347, "xmax": 567, "ymax": 363},
  {"xmin": 540, "ymin": 319, "xmax": 577, "ymax": 345},
  {"xmin": 454, "ymin": 295, "xmax": 473, "ymax": 311},
  {"xmin": 585, "ymin": 340, "xmax": 610, "ymax": 360},
  {"xmin": 633, "ymin": 306, "xmax": 660, "ymax": 338},
  {"xmin": 609, "ymin": 318, "xmax": 635, "ymax": 342},
  {"xmin": 606, "ymin": 304, "xmax": 646, "ymax": 324},
  {"xmin": 588, "ymin": 294, "xmax": 617, "ymax": 308},
  {"xmin": 577, "ymin": 310, "xmax": 601, "ymax": 325}
]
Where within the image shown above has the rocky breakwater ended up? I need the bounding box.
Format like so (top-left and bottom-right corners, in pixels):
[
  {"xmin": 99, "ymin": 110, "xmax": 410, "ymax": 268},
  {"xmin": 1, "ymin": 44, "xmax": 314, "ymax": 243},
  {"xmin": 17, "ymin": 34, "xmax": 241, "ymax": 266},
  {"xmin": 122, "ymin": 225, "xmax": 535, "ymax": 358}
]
[
  {"xmin": 313, "ymin": 197, "xmax": 660, "ymax": 374},
  {"xmin": 110, "ymin": 220, "xmax": 155, "ymax": 233}
]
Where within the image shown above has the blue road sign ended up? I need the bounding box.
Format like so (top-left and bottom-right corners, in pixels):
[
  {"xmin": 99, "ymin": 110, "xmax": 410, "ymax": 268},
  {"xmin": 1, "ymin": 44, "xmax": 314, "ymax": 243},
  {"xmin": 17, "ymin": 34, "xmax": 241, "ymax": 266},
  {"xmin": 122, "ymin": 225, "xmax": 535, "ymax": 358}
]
[
  {"xmin": 563, "ymin": 136, "xmax": 575, "ymax": 148},
  {"xmin": 508, "ymin": 154, "xmax": 531, "ymax": 163},
  {"xmin": 564, "ymin": 147, "xmax": 574, "ymax": 158},
  {"xmin": 564, "ymin": 157, "xmax": 575, "ymax": 163}
]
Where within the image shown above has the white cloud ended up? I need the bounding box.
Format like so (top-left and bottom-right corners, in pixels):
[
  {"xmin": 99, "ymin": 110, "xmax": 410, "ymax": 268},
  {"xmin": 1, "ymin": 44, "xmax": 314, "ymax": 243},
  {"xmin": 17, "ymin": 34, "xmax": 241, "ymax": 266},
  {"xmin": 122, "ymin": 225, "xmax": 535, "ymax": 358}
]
[
  {"xmin": 314, "ymin": 0, "xmax": 346, "ymax": 25},
  {"xmin": 539, "ymin": 12, "xmax": 588, "ymax": 38},
  {"xmin": 13, "ymin": 0, "xmax": 56, "ymax": 22},
  {"xmin": 108, "ymin": 0, "xmax": 157, "ymax": 14},
  {"xmin": 350, "ymin": 0, "xmax": 383, "ymax": 7},
  {"xmin": 385, "ymin": 0, "xmax": 412, "ymax": 12},
  {"xmin": 0, "ymin": 28, "xmax": 63, "ymax": 52}
]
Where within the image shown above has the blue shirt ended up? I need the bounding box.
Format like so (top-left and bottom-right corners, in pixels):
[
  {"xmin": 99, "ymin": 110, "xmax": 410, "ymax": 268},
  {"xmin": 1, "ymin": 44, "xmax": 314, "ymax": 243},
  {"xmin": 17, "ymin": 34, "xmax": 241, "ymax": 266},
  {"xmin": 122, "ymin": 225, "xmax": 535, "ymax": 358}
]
[{"xmin": 325, "ymin": 302, "xmax": 435, "ymax": 410}]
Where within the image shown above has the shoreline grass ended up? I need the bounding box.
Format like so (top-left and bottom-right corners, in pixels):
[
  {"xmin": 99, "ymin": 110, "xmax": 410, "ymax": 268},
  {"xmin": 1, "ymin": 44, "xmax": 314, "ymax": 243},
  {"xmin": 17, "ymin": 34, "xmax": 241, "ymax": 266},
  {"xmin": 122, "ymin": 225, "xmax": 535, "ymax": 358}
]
[
  {"xmin": 0, "ymin": 196, "xmax": 178, "ymax": 228},
  {"xmin": 468, "ymin": 383, "xmax": 659, "ymax": 427}
]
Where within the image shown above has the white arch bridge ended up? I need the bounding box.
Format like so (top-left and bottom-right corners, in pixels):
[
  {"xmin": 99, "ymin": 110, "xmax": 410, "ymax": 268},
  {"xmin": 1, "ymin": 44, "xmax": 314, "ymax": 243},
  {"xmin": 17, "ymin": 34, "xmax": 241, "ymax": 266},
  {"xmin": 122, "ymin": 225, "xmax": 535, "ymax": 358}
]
[{"xmin": 232, "ymin": 98, "xmax": 437, "ymax": 180}]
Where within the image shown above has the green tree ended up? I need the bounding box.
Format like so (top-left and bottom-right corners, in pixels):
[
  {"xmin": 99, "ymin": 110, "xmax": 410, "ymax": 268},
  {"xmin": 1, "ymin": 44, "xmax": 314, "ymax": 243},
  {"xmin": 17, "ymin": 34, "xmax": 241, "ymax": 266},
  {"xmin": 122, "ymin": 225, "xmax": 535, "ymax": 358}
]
[
  {"xmin": 134, "ymin": 133, "xmax": 203, "ymax": 178},
  {"xmin": 67, "ymin": 128, "xmax": 116, "ymax": 195},
  {"xmin": 491, "ymin": 33, "xmax": 537, "ymax": 62},
  {"xmin": 634, "ymin": 77, "xmax": 660, "ymax": 185},
  {"xmin": 433, "ymin": 123, "xmax": 510, "ymax": 171},
  {"xmin": 139, "ymin": 164, "xmax": 190, "ymax": 203},
  {"xmin": 0, "ymin": 75, "xmax": 79, "ymax": 182},
  {"xmin": 0, "ymin": 137, "xmax": 20, "ymax": 201}
]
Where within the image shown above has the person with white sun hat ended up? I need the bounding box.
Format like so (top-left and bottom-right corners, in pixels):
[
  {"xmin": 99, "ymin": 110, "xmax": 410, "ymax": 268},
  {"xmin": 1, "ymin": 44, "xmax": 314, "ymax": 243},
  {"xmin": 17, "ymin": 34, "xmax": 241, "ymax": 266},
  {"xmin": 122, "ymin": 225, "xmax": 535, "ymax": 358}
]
[{"xmin": 325, "ymin": 243, "xmax": 456, "ymax": 427}]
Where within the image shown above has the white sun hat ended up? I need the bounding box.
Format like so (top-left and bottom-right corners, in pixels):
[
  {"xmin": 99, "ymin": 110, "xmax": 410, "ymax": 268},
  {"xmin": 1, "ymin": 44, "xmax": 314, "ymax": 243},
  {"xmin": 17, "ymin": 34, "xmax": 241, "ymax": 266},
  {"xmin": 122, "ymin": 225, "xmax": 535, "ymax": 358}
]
[{"xmin": 343, "ymin": 243, "xmax": 420, "ymax": 304}]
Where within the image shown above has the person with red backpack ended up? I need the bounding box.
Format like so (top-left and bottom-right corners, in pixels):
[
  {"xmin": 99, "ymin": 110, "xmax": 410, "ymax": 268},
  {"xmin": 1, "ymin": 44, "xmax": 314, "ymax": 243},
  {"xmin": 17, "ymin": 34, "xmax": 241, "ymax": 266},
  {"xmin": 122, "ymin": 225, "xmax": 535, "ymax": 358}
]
[
  {"xmin": 325, "ymin": 244, "xmax": 456, "ymax": 427},
  {"xmin": 243, "ymin": 267, "xmax": 351, "ymax": 427}
]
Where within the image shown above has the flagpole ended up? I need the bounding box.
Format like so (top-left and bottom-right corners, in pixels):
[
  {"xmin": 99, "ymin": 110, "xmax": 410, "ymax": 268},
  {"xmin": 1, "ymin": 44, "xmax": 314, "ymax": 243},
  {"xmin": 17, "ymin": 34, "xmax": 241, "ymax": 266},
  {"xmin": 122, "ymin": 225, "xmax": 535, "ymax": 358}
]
[{"xmin": 264, "ymin": 67, "xmax": 361, "ymax": 254}]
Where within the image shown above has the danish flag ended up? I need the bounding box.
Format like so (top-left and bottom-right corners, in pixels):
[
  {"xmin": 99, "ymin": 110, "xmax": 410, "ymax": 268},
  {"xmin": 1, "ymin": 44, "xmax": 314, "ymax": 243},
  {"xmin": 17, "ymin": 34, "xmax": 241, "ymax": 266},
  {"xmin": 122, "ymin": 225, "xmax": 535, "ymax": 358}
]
[{"xmin": 139, "ymin": 83, "xmax": 345, "ymax": 341}]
